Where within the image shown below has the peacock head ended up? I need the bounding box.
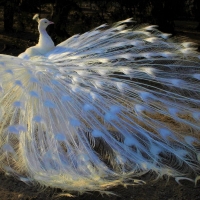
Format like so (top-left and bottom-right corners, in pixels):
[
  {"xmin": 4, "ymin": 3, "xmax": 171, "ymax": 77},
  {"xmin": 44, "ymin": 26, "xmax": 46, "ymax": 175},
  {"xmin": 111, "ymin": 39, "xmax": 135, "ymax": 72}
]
[
  {"xmin": 33, "ymin": 14, "xmax": 54, "ymax": 30},
  {"xmin": 38, "ymin": 19, "xmax": 54, "ymax": 30}
]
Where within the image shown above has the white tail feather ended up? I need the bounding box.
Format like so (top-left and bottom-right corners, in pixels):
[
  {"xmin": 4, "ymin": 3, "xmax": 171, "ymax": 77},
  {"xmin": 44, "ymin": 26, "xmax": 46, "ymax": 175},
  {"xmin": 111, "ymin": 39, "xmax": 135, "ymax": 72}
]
[{"xmin": 0, "ymin": 19, "xmax": 199, "ymax": 194}]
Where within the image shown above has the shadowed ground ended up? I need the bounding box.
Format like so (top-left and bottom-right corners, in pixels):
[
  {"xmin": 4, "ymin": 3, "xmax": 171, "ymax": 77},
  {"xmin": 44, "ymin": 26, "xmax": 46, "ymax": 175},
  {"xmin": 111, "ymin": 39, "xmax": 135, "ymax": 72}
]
[{"xmin": 0, "ymin": 172, "xmax": 200, "ymax": 200}]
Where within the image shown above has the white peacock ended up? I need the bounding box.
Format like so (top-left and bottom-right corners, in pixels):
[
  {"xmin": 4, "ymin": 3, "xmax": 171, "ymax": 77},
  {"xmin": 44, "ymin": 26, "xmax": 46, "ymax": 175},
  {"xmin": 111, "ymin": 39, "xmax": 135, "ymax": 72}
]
[{"xmin": 0, "ymin": 14, "xmax": 199, "ymax": 194}]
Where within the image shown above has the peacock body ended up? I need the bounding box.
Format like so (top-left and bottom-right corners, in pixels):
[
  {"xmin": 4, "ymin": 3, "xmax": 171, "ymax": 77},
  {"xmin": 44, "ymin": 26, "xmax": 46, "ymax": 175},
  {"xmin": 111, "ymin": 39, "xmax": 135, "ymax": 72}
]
[{"xmin": 0, "ymin": 17, "xmax": 199, "ymax": 194}]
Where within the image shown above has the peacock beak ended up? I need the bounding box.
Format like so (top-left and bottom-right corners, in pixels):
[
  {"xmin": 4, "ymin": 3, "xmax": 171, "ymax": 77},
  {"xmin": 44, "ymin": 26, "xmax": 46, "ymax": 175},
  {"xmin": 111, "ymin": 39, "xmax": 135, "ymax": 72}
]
[{"xmin": 49, "ymin": 21, "xmax": 54, "ymax": 25}]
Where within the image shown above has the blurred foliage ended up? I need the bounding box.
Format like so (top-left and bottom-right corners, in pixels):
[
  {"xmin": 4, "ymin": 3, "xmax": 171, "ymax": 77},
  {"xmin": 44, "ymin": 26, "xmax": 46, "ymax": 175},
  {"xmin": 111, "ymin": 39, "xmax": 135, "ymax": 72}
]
[
  {"xmin": 0, "ymin": 0, "xmax": 199, "ymax": 37},
  {"xmin": 193, "ymin": 0, "xmax": 200, "ymax": 30}
]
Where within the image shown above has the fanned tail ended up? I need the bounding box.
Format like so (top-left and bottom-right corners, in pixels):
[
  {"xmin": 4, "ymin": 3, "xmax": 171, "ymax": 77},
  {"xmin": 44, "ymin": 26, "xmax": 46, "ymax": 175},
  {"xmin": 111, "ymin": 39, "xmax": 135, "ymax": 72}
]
[{"xmin": 0, "ymin": 19, "xmax": 200, "ymax": 193}]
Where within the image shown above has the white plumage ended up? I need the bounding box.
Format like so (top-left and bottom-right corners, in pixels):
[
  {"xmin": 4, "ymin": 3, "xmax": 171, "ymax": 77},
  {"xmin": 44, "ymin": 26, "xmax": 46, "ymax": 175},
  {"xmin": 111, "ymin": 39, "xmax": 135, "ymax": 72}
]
[
  {"xmin": 18, "ymin": 16, "xmax": 54, "ymax": 59},
  {"xmin": 0, "ymin": 16, "xmax": 200, "ymax": 194}
]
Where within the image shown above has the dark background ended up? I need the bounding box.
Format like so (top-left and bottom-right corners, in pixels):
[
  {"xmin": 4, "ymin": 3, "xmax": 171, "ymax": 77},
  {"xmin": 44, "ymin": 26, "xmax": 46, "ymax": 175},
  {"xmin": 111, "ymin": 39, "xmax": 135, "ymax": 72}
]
[
  {"xmin": 0, "ymin": 0, "xmax": 200, "ymax": 199},
  {"xmin": 0, "ymin": 0, "xmax": 200, "ymax": 56}
]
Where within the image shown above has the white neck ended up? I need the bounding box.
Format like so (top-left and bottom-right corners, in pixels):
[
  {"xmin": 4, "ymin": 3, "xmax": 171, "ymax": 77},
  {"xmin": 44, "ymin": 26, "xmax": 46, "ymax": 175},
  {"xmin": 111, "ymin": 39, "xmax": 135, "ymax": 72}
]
[{"xmin": 37, "ymin": 26, "xmax": 55, "ymax": 53}]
